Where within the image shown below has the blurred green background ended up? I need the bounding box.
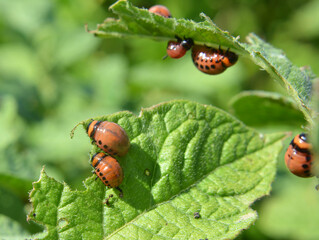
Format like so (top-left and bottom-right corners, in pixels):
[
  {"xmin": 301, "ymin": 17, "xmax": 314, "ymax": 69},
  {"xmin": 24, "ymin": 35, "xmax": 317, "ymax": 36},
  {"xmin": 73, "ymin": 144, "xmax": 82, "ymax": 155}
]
[{"xmin": 0, "ymin": 0, "xmax": 318, "ymax": 239}]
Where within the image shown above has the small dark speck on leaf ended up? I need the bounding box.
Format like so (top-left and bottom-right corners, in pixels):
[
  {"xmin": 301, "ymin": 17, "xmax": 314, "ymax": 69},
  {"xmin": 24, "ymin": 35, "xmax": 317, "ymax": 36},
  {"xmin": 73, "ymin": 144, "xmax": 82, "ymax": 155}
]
[{"xmin": 194, "ymin": 212, "xmax": 201, "ymax": 219}]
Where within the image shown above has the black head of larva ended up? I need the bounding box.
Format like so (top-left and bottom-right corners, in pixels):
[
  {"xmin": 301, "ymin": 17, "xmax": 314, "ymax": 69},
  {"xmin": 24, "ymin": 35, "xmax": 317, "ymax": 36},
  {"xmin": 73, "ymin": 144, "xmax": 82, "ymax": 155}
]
[
  {"xmin": 180, "ymin": 38, "xmax": 194, "ymax": 50},
  {"xmin": 86, "ymin": 120, "xmax": 93, "ymax": 134},
  {"xmin": 225, "ymin": 50, "xmax": 238, "ymax": 64},
  {"xmin": 299, "ymin": 133, "xmax": 308, "ymax": 142},
  {"xmin": 90, "ymin": 152, "xmax": 98, "ymax": 163}
]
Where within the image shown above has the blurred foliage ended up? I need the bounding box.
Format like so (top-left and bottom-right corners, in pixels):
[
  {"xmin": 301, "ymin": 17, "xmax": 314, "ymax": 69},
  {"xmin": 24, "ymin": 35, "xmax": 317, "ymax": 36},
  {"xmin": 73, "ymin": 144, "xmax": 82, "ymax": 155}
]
[{"xmin": 0, "ymin": 0, "xmax": 318, "ymax": 238}]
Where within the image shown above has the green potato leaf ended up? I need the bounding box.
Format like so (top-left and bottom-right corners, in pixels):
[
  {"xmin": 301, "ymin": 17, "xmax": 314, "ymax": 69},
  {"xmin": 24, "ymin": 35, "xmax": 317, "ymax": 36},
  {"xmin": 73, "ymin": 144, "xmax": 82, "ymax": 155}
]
[
  {"xmin": 29, "ymin": 100, "xmax": 284, "ymax": 239},
  {"xmin": 310, "ymin": 79, "xmax": 319, "ymax": 177},
  {"xmin": 89, "ymin": 0, "xmax": 316, "ymax": 124},
  {"xmin": 244, "ymin": 34, "xmax": 315, "ymax": 124},
  {"xmin": 91, "ymin": 0, "xmax": 245, "ymax": 53},
  {"xmin": 229, "ymin": 90, "xmax": 305, "ymax": 127}
]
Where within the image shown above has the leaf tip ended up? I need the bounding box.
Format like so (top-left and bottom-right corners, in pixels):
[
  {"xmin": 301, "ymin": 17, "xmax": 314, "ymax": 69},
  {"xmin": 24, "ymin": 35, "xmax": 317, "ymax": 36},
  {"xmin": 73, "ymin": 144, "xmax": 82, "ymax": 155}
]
[
  {"xmin": 109, "ymin": 0, "xmax": 128, "ymax": 11},
  {"xmin": 40, "ymin": 166, "xmax": 48, "ymax": 179}
]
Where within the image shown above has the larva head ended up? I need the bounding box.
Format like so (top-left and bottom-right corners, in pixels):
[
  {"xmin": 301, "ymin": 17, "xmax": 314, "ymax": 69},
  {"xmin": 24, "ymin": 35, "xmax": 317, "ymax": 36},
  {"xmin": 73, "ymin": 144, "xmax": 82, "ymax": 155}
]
[
  {"xmin": 222, "ymin": 50, "xmax": 238, "ymax": 67},
  {"xmin": 87, "ymin": 120, "xmax": 101, "ymax": 138},
  {"xmin": 91, "ymin": 152, "xmax": 105, "ymax": 168}
]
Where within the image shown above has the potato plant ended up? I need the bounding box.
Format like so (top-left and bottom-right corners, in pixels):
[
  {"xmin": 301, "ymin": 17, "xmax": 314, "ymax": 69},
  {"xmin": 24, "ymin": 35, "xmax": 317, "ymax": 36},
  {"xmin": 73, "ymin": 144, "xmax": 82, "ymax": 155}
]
[{"xmin": 1, "ymin": 0, "xmax": 318, "ymax": 239}]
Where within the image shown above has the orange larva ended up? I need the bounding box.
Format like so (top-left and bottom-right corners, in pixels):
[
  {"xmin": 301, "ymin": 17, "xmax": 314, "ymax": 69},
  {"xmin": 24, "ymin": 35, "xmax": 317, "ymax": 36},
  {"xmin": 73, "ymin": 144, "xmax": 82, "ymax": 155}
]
[
  {"xmin": 284, "ymin": 133, "xmax": 314, "ymax": 178},
  {"xmin": 166, "ymin": 37, "xmax": 194, "ymax": 59},
  {"xmin": 191, "ymin": 45, "xmax": 238, "ymax": 75},
  {"xmin": 87, "ymin": 120, "xmax": 130, "ymax": 157},
  {"xmin": 148, "ymin": 5, "xmax": 172, "ymax": 18},
  {"xmin": 91, "ymin": 152, "xmax": 123, "ymax": 188}
]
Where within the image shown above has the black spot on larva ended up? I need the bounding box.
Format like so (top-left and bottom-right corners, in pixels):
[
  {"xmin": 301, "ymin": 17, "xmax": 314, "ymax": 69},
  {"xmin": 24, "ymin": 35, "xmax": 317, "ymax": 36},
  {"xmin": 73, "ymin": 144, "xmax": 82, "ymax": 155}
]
[
  {"xmin": 205, "ymin": 59, "xmax": 208, "ymax": 63},
  {"xmin": 210, "ymin": 59, "xmax": 213, "ymax": 62},
  {"xmin": 97, "ymin": 169, "xmax": 100, "ymax": 172},
  {"xmin": 210, "ymin": 65, "xmax": 215, "ymax": 69},
  {"xmin": 98, "ymin": 140, "xmax": 102, "ymax": 145},
  {"xmin": 99, "ymin": 172, "xmax": 103, "ymax": 176},
  {"xmin": 200, "ymin": 58, "xmax": 204, "ymax": 62},
  {"xmin": 195, "ymin": 62, "xmax": 199, "ymax": 67},
  {"xmin": 104, "ymin": 145, "xmax": 108, "ymax": 149},
  {"xmin": 205, "ymin": 65, "xmax": 210, "ymax": 70},
  {"xmin": 306, "ymin": 156, "xmax": 311, "ymax": 161},
  {"xmin": 200, "ymin": 65, "xmax": 204, "ymax": 69},
  {"xmin": 196, "ymin": 57, "xmax": 199, "ymax": 60},
  {"xmin": 105, "ymin": 180, "xmax": 109, "ymax": 184},
  {"xmin": 102, "ymin": 177, "xmax": 106, "ymax": 180},
  {"xmin": 302, "ymin": 164, "xmax": 309, "ymax": 169},
  {"xmin": 304, "ymin": 170, "xmax": 310, "ymax": 174},
  {"xmin": 215, "ymin": 59, "xmax": 220, "ymax": 63}
]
